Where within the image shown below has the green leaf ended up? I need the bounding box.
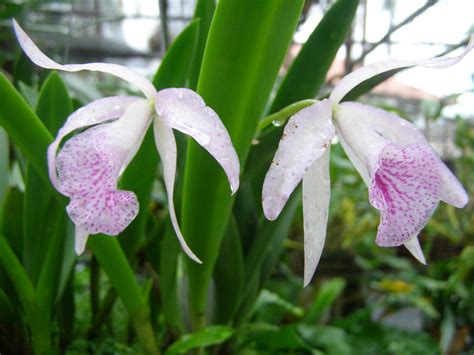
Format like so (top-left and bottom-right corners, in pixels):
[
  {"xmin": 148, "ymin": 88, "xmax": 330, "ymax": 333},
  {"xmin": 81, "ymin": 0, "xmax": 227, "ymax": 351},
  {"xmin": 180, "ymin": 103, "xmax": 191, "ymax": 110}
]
[
  {"xmin": 165, "ymin": 325, "xmax": 233, "ymax": 354},
  {"xmin": 88, "ymin": 236, "xmax": 159, "ymax": 354},
  {"xmin": 254, "ymin": 289, "xmax": 304, "ymax": 318},
  {"xmin": 0, "ymin": 128, "xmax": 8, "ymax": 215},
  {"xmin": 182, "ymin": 0, "xmax": 304, "ymax": 324},
  {"xmin": 0, "ymin": 288, "xmax": 15, "ymax": 324},
  {"xmin": 36, "ymin": 71, "xmax": 73, "ymax": 134},
  {"xmin": 245, "ymin": 0, "xmax": 358, "ymax": 188},
  {"xmin": 0, "ymin": 236, "xmax": 52, "ymax": 354},
  {"xmin": 304, "ymin": 278, "xmax": 346, "ymax": 323},
  {"xmin": 159, "ymin": 220, "xmax": 184, "ymax": 332},
  {"xmin": 235, "ymin": 191, "xmax": 300, "ymax": 324},
  {"xmin": 0, "ymin": 73, "xmax": 54, "ymax": 189},
  {"xmin": 23, "ymin": 71, "xmax": 72, "ymax": 284},
  {"xmin": 238, "ymin": 324, "xmax": 315, "ymax": 353},
  {"xmin": 297, "ymin": 324, "xmax": 352, "ymax": 355},
  {"xmin": 271, "ymin": 0, "xmax": 359, "ymax": 112},
  {"xmin": 440, "ymin": 308, "xmax": 455, "ymax": 352},
  {"xmin": 1, "ymin": 187, "xmax": 24, "ymax": 257},
  {"xmin": 213, "ymin": 216, "xmax": 244, "ymax": 324},
  {"xmin": 152, "ymin": 19, "xmax": 200, "ymax": 90},
  {"xmin": 189, "ymin": 0, "xmax": 216, "ymax": 89}
]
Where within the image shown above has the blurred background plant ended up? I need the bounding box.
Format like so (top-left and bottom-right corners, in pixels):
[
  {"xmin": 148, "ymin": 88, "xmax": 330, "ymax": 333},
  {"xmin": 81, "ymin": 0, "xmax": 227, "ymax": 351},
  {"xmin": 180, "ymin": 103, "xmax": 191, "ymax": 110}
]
[{"xmin": 0, "ymin": 0, "xmax": 472, "ymax": 354}]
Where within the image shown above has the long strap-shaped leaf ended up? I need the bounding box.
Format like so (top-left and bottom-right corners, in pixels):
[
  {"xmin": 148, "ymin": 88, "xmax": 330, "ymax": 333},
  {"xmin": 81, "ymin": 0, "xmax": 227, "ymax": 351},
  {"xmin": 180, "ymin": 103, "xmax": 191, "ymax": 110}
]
[
  {"xmin": 0, "ymin": 73, "xmax": 160, "ymax": 355},
  {"xmin": 181, "ymin": 0, "xmax": 304, "ymax": 327}
]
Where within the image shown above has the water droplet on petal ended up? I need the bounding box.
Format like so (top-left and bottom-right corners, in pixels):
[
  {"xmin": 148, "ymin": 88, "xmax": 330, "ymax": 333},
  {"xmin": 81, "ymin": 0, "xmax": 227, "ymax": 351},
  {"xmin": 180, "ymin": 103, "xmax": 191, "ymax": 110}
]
[{"xmin": 272, "ymin": 119, "xmax": 284, "ymax": 127}]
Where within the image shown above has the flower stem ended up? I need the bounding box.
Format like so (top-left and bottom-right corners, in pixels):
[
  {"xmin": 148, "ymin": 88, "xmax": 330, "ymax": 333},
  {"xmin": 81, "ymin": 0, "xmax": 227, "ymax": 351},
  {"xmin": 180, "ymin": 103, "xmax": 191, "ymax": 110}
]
[{"xmin": 257, "ymin": 99, "xmax": 317, "ymax": 132}]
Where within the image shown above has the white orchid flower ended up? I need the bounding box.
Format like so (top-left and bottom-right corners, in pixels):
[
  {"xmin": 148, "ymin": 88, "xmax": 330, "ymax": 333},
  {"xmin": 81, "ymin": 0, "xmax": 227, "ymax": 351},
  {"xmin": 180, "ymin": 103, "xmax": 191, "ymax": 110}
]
[
  {"xmin": 263, "ymin": 38, "xmax": 473, "ymax": 286},
  {"xmin": 13, "ymin": 20, "xmax": 240, "ymax": 261}
]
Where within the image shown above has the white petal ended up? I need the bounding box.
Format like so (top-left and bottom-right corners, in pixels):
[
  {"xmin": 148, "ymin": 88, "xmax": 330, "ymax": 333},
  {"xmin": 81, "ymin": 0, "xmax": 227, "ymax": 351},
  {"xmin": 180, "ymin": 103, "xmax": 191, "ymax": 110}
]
[
  {"xmin": 330, "ymin": 36, "xmax": 474, "ymax": 104},
  {"xmin": 153, "ymin": 116, "xmax": 202, "ymax": 264},
  {"xmin": 336, "ymin": 102, "xmax": 468, "ymax": 208},
  {"xmin": 154, "ymin": 88, "xmax": 240, "ymax": 194},
  {"xmin": 262, "ymin": 99, "xmax": 335, "ymax": 220},
  {"xmin": 48, "ymin": 96, "xmax": 143, "ymax": 191},
  {"xmin": 75, "ymin": 225, "xmax": 89, "ymax": 255},
  {"xmin": 13, "ymin": 20, "xmax": 156, "ymax": 98},
  {"xmin": 404, "ymin": 237, "xmax": 426, "ymax": 265},
  {"xmin": 336, "ymin": 127, "xmax": 370, "ymax": 186},
  {"xmin": 302, "ymin": 149, "xmax": 331, "ymax": 286}
]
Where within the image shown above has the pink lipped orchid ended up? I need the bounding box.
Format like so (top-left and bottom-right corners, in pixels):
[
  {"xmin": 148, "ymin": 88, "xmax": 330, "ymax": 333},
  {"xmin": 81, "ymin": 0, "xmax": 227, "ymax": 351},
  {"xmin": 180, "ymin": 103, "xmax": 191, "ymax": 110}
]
[
  {"xmin": 263, "ymin": 38, "xmax": 473, "ymax": 286},
  {"xmin": 13, "ymin": 20, "xmax": 240, "ymax": 262}
]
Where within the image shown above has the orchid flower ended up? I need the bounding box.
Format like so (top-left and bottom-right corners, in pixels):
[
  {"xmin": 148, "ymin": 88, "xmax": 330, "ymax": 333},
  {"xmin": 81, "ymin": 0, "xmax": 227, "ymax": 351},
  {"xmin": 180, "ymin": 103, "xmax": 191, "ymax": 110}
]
[
  {"xmin": 263, "ymin": 39, "xmax": 473, "ymax": 286},
  {"xmin": 13, "ymin": 20, "xmax": 240, "ymax": 262}
]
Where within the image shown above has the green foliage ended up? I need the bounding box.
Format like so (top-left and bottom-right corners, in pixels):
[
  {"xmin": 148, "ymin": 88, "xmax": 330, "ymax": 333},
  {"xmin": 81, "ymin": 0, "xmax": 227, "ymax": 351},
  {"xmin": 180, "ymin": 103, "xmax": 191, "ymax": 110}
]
[{"xmin": 0, "ymin": 1, "xmax": 472, "ymax": 354}]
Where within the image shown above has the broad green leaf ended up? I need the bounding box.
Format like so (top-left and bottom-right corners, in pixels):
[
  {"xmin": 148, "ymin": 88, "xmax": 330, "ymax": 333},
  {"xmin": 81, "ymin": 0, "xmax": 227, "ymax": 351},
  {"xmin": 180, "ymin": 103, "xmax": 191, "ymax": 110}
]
[
  {"xmin": 159, "ymin": 220, "xmax": 184, "ymax": 332},
  {"xmin": 0, "ymin": 236, "xmax": 52, "ymax": 354},
  {"xmin": 304, "ymin": 278, "xmax": 346, "ymax": 323},
  {"xmin": 1, "ymin": 187, "xmax": 24, "ymax": 257},
  {"xmin": 0, "ymin": 288, "xmax": 15, "ymax": 324},
  {"xmin": 0, "ymin": 128, "xmax": 8, "ymax": 215},
  {"xmin": 271, "ymin": 0, "xmax": 359, "ymax": 112},
  {"xmin": 245, "ymin": 0, "xmax": 359, "ymax": 188},
  {"xmin": 36, "ymin": 71, "xmax": 72, "ymax": 133},
  {"xmin": 182, "ymin": 0, "xmax": 304, "ymax": 323},
  {"xmin": 152, "ymin": 19, "xmax": 200, "ymax": 90},
  {"xmin": 23, "ymin": 71, "xmax": 72, "ymax": 284},
  {"xmin": 213, "ymin": 216, "xmax": 244, "ymax": 324},
  {"xmin": 165, "ymin": 325, "xmax": 233, "ymax": 354},
  {"xmin": 0, "ymin": 73, "xmax": 53, "ymax": 188},
  {"xmin": 189, "ymin": 0, "xmax": 216, "ymax": 89},
  {"xmin": 118, "ymin": 18, "xmax": 200, "ymax": 256},
  {"xmin": 235, "ymin": 191, "xmax": 300, "ymax": 324}
]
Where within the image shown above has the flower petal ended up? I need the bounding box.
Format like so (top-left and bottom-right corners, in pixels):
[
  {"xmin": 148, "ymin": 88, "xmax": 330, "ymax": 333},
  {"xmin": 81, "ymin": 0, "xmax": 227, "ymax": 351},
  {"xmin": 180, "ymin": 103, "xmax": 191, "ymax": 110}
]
[
  {"xmin": 330, "ymin": 36, "xmax": 473, "ymax": 103},
  {"xmin": 404, "ymin": 237, "xmax": 427, "ymax": 265},
  {"xmin": 302, "ymin": 149, "xmax": 331, "ymax": 286},
  {"xmin": 337, "ymin": 102, "xmax": 468, "ymax": 208},
  {"xmin": 57, "ymin": 100, "xmax": 151, "ymax": 236},
  {"xmin": 75, "ymin": 225, "xmax": 89, "ymax": 255},
  {"xmin": 48, "ymin": 96, "xmax": 139, "ymax": 190},
  {"xmin": 13, "ymin": 19, "xmax": 156, "ymax": 98},
  {"xmin": 369, "ymin": 143, "xmax": 441, "ymax": 246},
  {"xmin": 153, "ymin": 116, "xmax": 202, "ymax": 263},
  {"xmin": 154, "ymin": 88, "xmax": 240, "ymax": 193},
  {"xmin": 262, "ymin": 99, "xmax": 335, "ymax": 220}
]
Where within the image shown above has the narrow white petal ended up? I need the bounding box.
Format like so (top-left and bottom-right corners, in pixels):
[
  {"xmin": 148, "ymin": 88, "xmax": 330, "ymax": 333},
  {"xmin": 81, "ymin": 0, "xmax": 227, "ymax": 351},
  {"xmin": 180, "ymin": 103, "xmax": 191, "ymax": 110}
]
[
  {"xmin": 48, "ymin": 97, "xmax": 145, "ymax": 191},
  {"xmin": 153, "ymin": 116, "xmax": 202, "ymax": 263},
  {"xmin": 330, "ymin": 36, "xmax": 473, "ymax": 104},
  {"xmin": 404, "ymin": 237, "xmax": 427, "ymax": 265},
  {"xmin": 262, "ymin": 99, "xmax": 335, "ymax": 220},
  {"xmin": 154, "ymin": 88, "xmax": 240, "ymax": 194},
  {"xmin": 74, "ymin": 225, "xmax": 89, "ymax": 255},
  {"xmin": 13, "ymin": 20, "xmax": 156, "ymax": 98},
  {"xmin": 302, "ymin": 149, "xmax": 331, "ymax": 286}
]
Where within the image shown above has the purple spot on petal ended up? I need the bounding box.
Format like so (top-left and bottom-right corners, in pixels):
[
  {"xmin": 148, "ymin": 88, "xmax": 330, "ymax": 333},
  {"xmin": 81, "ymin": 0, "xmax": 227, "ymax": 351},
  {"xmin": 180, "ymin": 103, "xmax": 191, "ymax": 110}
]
[
  {"xmin": 369, "ymin": 143, "xmax": 441, "ymax": 246},
  {"xmin": 57, "ymin": 124, "xmax": 139, "ymax": 235}
]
